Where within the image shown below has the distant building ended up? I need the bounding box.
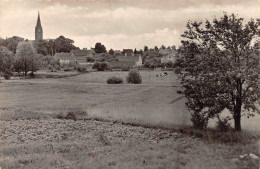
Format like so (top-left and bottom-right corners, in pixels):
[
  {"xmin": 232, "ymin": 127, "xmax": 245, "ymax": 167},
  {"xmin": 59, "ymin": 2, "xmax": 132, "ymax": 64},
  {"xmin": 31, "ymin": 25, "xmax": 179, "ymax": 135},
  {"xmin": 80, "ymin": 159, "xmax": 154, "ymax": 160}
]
[
  {"xmin": 35, "ymin": 11, "xmax": 43, "ymax": 52},
  {"xmin": 110, "ymin": 54, "xmax": 142, "ymax": 69},
  {"xmin": 70, "ymin": 49, "xmax": 95, "ymax": 65},
  {"xmin": 159, "ymin": 49, "xmax": 177, "ymax": 64},
  {"xmin": 161, "ymin": 54, "xmax": 176, "ymax": 63},
  {"xmin": 54, "ymin": 53, "xmax": 76, "ymax": 65}
]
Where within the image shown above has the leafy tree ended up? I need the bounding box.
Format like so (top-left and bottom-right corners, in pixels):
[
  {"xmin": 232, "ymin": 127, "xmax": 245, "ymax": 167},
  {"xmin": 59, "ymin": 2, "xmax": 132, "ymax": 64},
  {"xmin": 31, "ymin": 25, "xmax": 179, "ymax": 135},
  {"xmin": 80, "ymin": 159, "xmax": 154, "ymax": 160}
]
[
  {"xmin": 171, "ymin": 45, "xmax": 176, "ymax": 50},
  {"xmin": 54, "ymin": 36, "xmax": 79, "ymax": 53},
  {"xmin": 160, "ymin": 45, "xmax": 166, "ymax": 49},
  {"xmin": 14, "ymin": 41, "xmax": 37, "ymax": 76},
  {"xmin": 0, "ymin": 36, "xmax": 24, "ymax": 54},
  {"xmin": 144, "ymin": 46, "xmax": 149, "ymax": 52},
  {"xmin": 37, "ymin": 40, "xmax": 49, "ymax": 56},
  {"xmin": 127, "ymin": 70, "xmax": 142, "ymax": 84},
  {"xmin": 92, "ymin": 62, "xmax": 110, "ymax": 71},
  {"xmin": 134, "ymin": 48, "xmax": 137, "ymax": 54},
  {"xmin": 174, "ymin": 13, "xmax": 260, "ymax": 131},
  {"xmin": 154, "ymin": 46, "xmax": 159, "ymax": 52},
  {"xmin": 108, "ymin": 48, "xmax": 115, "ymax": 55},
  {"xmin": 94, "ymin": 42, "xmax": 107, "ymax": 53},
  {"xmin": 0, "ymin": 46, "xmax": 14, "ymax": 79},
  {"xmin": 122, "ymin": 49, "xmax": 133, "ymax": 55}
]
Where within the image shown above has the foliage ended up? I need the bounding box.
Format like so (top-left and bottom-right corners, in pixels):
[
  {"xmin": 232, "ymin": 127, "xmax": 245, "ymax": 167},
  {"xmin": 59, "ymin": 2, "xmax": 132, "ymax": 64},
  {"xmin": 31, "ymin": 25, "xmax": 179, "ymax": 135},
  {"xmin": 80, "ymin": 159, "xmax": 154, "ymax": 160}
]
[
  {"xmin": 54, "ymin": 36, "xmax": 79, "ymax": 53},
  {"xmin": 14, "ymin": 41, "xmax": 38, "ymax": 76},
  {"xmin": 37, "ymin": 36, "xmax": 79, "ymax": 56},
  {"xmin": 0, "ymin": 36, "xmax": 24, "ymax": 54},
  {"xmin": 92, "ymin": 62, "xmax": 110, "ymax": 71},
  {"xmin": 144, "ymin": 46, "xmax": 149, "ymax": 52},
  {"xmin": 163, "ymin": 61, "xmax": 174, "ymax": 68},
  {"xmin": 122, "ymin": 49, "xmax": 133, "ymax": 55},
  {"xmin": 127, "ymin": 70, "xmax": 142, "ymax": 84},
  {"xmin": 86, "ymin": 57, "xmax": 95, "ymax": 63},
  {"xmin": 174, "ymin": 13, "xmax": 260, "ymax": 131},
  {"xmin": 40, "ymin": 55, "xmax": 53, "ymax": 68},
  {"xmin": 0, "ymin": 46, "xmax": 14, "ymax": 79},
  {"xmin": 56, "ymin": 108, "xmax": 88, "ymax": 121},
  {"xmin": 106, "ymin": 76, "xmax": 123, "ymax": 84},
  {"xmin": 76, "ymin": 65, "xmax": 87, "ymax": 73},
  {"xmin": 216, "ymin": 117, "xmax": 231, "ymax": 132},
  {"xmin": 190, "ymin": 111, "xmax": 209, "ymax": 130},
  {"xmin": 94, "ymin": 42, "xmax": 106, "ymax": 53},
  {"xmin": 108, "ymin": 49, "xmax": 115, "ymax": 55},
  {"xmin": 48, "ymin": 59, "xmax": 60, "ymax": 72}
]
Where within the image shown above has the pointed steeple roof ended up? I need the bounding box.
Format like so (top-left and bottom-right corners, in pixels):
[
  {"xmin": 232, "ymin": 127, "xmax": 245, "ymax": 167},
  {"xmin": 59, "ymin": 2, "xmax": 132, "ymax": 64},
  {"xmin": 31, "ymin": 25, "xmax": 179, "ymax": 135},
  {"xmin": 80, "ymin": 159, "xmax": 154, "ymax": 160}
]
[{"xmin": 36, "ymin": 11, "xmax": 42, "ymax": 27}]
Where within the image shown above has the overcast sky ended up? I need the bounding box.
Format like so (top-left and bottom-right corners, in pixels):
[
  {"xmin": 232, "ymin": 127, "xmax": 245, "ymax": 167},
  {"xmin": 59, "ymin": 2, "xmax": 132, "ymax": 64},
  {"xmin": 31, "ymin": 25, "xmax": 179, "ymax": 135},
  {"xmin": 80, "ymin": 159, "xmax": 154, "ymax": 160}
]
[{"xmin": 0, "ymin": 0, "xmax": 260, "ymax": 50}]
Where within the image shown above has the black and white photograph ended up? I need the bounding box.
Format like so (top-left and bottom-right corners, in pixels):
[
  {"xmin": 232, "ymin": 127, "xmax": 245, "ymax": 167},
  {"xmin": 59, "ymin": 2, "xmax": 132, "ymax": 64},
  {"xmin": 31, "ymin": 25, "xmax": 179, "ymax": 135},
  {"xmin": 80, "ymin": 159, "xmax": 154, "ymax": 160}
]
[{"xmin": 0, "ymin": 0, "xmax": 259, "ymax": 168}]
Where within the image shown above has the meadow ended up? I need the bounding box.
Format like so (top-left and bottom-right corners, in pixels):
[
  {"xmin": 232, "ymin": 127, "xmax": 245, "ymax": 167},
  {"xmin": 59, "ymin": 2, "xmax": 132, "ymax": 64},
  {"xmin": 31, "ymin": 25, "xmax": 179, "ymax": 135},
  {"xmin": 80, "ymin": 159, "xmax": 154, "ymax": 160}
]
[{"xmin": 0, "ymin": 70, "xmax": 259, "ymax": 169}]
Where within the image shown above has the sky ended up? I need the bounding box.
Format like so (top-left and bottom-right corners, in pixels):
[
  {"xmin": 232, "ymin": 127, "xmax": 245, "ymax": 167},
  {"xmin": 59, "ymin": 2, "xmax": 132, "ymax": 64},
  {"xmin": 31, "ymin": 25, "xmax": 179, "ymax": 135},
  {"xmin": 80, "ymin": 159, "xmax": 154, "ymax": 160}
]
[{"xmin": 0, "ymin": 0, "xmax": 260, "ymax": 50}]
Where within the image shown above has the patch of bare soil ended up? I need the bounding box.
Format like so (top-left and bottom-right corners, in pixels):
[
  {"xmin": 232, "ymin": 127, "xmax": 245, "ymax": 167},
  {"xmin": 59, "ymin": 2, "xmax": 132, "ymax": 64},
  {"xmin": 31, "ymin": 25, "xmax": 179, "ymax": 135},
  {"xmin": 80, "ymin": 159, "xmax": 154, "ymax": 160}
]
[{"xmin": 0, "ymin": 119, "xmax": 258, "ymax": 169}]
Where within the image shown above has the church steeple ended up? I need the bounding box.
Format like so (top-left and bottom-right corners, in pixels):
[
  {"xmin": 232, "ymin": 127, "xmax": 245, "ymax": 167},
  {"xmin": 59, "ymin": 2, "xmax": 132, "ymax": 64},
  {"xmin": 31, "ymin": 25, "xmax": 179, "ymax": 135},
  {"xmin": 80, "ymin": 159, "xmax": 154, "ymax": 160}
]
[
  {"xmin": 35, "ymin": 11, "xmax": 43, "ymax": 42},
  {"xmin": 36, "ymin": 11, "xmax": 42, "ymax": 28}
]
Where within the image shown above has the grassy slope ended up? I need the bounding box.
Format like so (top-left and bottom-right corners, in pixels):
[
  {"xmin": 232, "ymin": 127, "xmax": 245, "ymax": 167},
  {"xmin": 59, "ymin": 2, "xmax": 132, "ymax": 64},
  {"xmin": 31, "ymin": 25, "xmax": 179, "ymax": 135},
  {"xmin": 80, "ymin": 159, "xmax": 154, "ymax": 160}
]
[
  {"xmin": 0, "ymin": 118, "xmax": 259, "ymax": 169},
  {"xmin": 0, "ymin": 70, "xmax": 259, "ymax": 168}
]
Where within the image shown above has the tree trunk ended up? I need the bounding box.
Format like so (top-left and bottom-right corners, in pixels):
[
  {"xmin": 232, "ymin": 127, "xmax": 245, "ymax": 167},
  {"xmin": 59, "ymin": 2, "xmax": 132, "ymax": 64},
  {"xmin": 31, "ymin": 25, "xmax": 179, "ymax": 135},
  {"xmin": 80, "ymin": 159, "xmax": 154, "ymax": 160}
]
[
  {"xmin": 234, "ymin": 110, "xmax": 241, "ymax": 131},
  {"xmin": 234, "ymin": 81, "xmax": 242, "ymax": 131}
]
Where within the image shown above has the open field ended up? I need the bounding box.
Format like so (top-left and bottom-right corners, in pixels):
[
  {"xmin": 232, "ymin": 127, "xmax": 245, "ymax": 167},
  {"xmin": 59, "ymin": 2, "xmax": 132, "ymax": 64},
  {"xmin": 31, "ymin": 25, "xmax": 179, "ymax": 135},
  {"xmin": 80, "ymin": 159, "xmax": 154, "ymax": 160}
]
[{"xmin": 0, "ymin": 70, "xmax": 259, "ymax": 168}]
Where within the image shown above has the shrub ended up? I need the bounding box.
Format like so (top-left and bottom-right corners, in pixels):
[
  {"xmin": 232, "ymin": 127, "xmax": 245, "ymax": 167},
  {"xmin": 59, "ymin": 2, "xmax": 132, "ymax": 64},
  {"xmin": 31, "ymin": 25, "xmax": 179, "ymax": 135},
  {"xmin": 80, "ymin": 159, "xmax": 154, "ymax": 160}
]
[
  {"xmin": 107, "ymin": 76, "xmax": 123, "ymax": 84},
  {"xmin": 4, "ymin": 70, "xmax": 11, "ymax": 79},
  {"xmin": 64, "ymin": 68, "xmax": 72, "ymax": 72},
  {"xmin": 127, "ymin": 70, "xmax": 142, "ymax": 84},
  {"xmin": 56, "ymin": 108, "xmax": 88, "ymax": 121},
  {"xmin": 216, "ymin": 117, "xmax": 231, "ymax": 132},
  {"xmin": 92, "ymin": 62, "xmax": 110, "ymax": 71},
  {"xmin": 190, "ymin": 112, "xmax": 208, "ymax": 130},
  {"xmin": 76, "ymin": 65, "xmax": 87, "ymax": 73}
]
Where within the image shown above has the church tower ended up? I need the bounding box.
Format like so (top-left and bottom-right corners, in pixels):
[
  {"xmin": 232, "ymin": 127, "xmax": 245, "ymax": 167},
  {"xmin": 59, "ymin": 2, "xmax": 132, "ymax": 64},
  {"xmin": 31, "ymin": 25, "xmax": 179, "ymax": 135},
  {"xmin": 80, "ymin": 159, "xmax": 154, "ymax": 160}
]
[{"xmin": 35, "ymin": 11, "xmax": 43, "ymax": 44}]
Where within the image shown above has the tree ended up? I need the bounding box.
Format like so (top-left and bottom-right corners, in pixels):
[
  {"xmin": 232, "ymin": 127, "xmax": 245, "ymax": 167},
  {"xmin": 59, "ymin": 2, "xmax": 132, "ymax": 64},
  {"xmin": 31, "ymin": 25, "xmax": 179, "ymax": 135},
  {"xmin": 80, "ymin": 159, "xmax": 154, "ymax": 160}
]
[
  {"xmin": 154, "ymin": 46, "xmax": 159, "ymax": 52},
  {"xmin": 37, "ymin": 40, "xmax": 49, "ymax": 56},
  {"xmin": 174, "ymin": 13, "xmax": 260, "ymax": 131},
  {"xmin": 14, "ymin": 41, "xmax": 37, "ymax": 76},
  {"xmin": 0, "ymin": 36, "xmax": 24, "ymax": 54},
  {"xmin": 108, "ymin": 48, "xmax": 115, "ymax": 55},
  {"xmin": 54, "ymin": 36, "xmax": 79, "ymax": 53},
  {"xmin": 94, "ymin": 42, "xmax": 107, "ymax": 53},
  {"xmin": 134, "ymin": 48, "xmax": 137, "ymax": 54},
  {"xmin": 0, "ymin": 46, "xmax": 14, "ymax": 79},
  {"xmin": 144, "ymin": 46, "xmax": 149, "ymax": 52},
  {"xmin": 160, "ymin": 45, "xmax": 166, "ymax": 49}
]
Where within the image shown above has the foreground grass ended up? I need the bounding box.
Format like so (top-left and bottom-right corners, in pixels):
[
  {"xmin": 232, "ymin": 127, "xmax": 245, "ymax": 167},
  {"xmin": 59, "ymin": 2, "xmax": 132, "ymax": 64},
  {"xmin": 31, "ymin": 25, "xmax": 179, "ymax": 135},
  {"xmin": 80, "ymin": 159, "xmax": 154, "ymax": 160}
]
[{"xmin": 0, "ymin": 111, "xmax": 259, "ymax": 169}]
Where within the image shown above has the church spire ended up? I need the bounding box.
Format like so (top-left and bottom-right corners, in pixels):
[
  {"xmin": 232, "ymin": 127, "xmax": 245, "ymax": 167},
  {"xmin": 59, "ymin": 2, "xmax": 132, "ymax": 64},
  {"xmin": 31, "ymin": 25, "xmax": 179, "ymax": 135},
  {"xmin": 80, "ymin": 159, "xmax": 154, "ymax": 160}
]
[
  {"xmin": 36, "ymin": 11, "xmax": 42, "ymax": 27},
  {"xmin": 35, "ymin": 10, "xmax": 43, "ymax": 51}
]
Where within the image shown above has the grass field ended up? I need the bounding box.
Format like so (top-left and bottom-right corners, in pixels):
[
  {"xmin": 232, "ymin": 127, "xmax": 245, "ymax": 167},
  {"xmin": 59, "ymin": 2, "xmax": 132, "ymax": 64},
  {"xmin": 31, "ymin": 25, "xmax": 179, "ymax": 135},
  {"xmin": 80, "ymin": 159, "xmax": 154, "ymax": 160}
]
[{"xmin": 0, "ymin": 70, "xmax": 259, "ymax": 168}]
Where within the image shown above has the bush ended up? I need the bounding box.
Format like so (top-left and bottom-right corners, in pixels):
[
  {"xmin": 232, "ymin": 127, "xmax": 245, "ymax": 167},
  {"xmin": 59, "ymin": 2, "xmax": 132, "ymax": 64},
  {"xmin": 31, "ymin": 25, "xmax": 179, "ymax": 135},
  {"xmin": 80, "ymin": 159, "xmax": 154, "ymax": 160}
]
[
  {"xmin": 4, "ymin": 70, "xmax": 11, "ymax": 79},
  {"xmin": 127, "ymin": 70, "xmax": 142, "ymax": 84},
  {"xmin": 216, "ymin": 117, "xmax": 231, "ymax": 132},
  {"xmin": 76, "ymin": 65, "xmax": 87, "ymax": 73},
  {"xmin": 92, "ymin": 62, "xmax": 110, "ymax": 71},
  {"xmin": 191, "ymin": 112, "xmax": 208, "ymax": 130},
  {"xmin": 107, "ymin": 76, "xmax": 123, "ymax": 84},
  {"xmin": 56, "ymin": 108, "xmax": 88, "ymax": 121},
  {"xmin": 64, "ymin": 68, "xmax": 73, "ymax": 72}
]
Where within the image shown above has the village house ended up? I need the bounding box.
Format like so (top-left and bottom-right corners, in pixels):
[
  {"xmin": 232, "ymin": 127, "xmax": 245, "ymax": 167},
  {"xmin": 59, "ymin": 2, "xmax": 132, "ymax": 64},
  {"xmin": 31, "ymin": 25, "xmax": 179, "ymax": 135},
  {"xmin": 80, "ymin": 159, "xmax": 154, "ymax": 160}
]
[
  {"xmin": 110, "ymin": 54, "xmax": 142, "ymax": 69},
  {"xmin": 70, "ymin": 49, "xmax": 95, "ymax": 65},
  {"xmin": 159, "ymin": 49, "xmax": 177, "ymax": 64},
  {"xmin": 54, "ymin": 52, "xmax": 76, "ymax": 65}
]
